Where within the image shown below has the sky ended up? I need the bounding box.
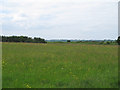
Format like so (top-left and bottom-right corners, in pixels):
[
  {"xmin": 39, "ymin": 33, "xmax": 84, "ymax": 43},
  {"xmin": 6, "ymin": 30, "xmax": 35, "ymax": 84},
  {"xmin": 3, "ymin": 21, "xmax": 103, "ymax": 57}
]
[{"xmin": 0, "ymin": 0, "xmax": 119, "ymax": 40}]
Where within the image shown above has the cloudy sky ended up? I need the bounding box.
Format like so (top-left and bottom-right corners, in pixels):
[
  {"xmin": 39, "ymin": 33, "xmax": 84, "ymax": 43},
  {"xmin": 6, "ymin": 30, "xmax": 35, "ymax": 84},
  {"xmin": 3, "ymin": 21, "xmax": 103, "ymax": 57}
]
[{"xmin": 0, "ymin": 0, "xmax": 118, "ymax": 40}]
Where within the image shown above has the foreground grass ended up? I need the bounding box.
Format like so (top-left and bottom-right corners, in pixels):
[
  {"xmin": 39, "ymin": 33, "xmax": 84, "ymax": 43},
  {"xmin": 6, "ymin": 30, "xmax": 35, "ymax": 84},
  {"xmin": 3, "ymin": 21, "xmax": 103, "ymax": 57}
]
[{"xmin": 2, "ymin": 43, "xmax": 118, "ymax": 88}]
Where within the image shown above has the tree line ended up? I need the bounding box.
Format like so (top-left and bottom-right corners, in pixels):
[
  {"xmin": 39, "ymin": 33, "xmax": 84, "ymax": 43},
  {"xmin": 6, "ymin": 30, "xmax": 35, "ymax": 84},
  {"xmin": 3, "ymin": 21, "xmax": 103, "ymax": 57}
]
[
  {"xmin": 0, "ymin": 35, "xmax": 120, "ymax": 45},
  {"xmin": 0, "ymin": 36, "xmax": 47, "ymax": 43}
]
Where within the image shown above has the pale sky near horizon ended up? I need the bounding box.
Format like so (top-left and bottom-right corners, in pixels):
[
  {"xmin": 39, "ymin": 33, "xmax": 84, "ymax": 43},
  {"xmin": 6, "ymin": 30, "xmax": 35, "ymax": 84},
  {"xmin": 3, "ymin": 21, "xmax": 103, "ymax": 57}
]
[{"xmin": 0, "ymin": 0, "xmax": 119, "ymax": 40}]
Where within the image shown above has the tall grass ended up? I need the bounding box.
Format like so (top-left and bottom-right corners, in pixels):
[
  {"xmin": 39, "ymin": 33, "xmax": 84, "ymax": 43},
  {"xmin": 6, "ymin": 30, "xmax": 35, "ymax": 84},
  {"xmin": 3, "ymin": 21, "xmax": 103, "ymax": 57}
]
[{"xmin": 2, "ymin": 43, "xmax": 118, "ymax": 88}]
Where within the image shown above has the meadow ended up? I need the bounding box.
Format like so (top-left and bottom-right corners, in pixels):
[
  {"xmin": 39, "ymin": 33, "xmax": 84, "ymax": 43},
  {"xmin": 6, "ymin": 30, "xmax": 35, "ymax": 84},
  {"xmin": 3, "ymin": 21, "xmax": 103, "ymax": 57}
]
[{"xmin": 2, "ymin": 42, "xmax": 118, "ymax": 88}]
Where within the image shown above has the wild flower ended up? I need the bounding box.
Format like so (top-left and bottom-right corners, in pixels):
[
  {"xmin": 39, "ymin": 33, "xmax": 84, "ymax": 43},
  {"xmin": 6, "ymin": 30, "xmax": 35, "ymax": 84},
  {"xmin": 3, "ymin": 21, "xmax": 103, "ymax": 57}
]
[
  {"xmin": 2, "ymin": 59, "xmax": 7, "ymax": 69},
  {"xmin": 26, "ymin": 84, "xmax": 31, "ymax": 88},
  {"xmin": 24, "ymin": 83, "xmax": 31, "ymax": 88}
]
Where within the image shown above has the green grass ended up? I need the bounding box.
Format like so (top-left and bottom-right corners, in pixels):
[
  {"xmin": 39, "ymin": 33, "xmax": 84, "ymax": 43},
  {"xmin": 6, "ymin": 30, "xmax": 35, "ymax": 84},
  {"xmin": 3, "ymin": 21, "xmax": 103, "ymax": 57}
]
[{"xmin": 2, "ymin": 42, "xmax": 118, "ymax": 88}]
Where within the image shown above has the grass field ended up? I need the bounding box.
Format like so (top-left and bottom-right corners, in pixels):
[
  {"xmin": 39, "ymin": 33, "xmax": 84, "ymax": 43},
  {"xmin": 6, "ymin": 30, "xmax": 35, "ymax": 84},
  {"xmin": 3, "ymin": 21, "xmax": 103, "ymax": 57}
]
[{"xmin": 2, "ymin": 42, "xmax": 118, "ymax": 88}]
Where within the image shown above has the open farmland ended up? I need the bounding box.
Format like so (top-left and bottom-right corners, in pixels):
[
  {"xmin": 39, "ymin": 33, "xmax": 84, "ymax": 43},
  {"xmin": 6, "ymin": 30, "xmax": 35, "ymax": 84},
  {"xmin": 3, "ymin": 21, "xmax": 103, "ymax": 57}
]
[{"xmin": 2, "ymin": 43, "xmax": 118, "ymax": 88}]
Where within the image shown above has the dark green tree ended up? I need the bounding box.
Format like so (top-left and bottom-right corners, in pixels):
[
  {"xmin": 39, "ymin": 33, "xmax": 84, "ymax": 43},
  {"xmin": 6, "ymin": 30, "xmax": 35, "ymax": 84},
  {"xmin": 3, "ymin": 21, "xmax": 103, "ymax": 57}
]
[
  {"xmin": 67, "ymin": 40, "xmax": 71, "ymax": 42},
  {"xmin": 117, "ymin": 36, "xmax": 120, "ymax": 45},
  {"xmin": 2, "ymin": 36, "xmax": 47, "ymax": 43}
]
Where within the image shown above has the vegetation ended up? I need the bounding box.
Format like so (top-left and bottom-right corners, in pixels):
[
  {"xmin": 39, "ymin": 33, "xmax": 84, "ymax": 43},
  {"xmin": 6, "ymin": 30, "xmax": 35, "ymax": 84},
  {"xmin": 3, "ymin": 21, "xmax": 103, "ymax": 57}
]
[
  {"xmin": 67, "ymin": 40, "xmax": 71, "ymax": 42},
  {"xmin": 117, "ymin": 36, "xmax": 120, "ymax": 45},
  {"xmin": 2, "ymin": 43, "xmax": 118, "ymax": 88},
  {"xmin": 75, "ymin": 40, "xmax": 117, "ymax": 45},
  {"xmin": 0, "ymin": 36, "xmax": 119, "ymax": 45},
  {"xmin": 1, "ymin": 36, "xmax": 47, "ymax": 43},
  {"xmin": 48, "ymin": 40, "xmax": 117, "ymax": 45}
]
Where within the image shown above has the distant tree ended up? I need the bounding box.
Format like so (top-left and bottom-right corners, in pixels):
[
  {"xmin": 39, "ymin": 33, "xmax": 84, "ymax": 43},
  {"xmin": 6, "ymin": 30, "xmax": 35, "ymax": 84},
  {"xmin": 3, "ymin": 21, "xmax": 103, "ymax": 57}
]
[
  {"xmin": 2, "ymin": 36, "xmax": 47, "ymax": 43},
  {"xmin": 117, "ymin": 36, "xmax": 120, "ymax": 45},
  {"xmin": 67, "ymin": 40, "xmax": 71, "ymax": 42}
]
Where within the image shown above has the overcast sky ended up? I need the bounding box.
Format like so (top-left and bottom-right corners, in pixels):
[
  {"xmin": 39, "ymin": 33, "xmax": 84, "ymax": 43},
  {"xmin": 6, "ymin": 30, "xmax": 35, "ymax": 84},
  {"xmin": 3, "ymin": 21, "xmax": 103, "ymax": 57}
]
[{"xmin": 0, "ymin": 0, "xmax": 118, "ymax": 40}]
